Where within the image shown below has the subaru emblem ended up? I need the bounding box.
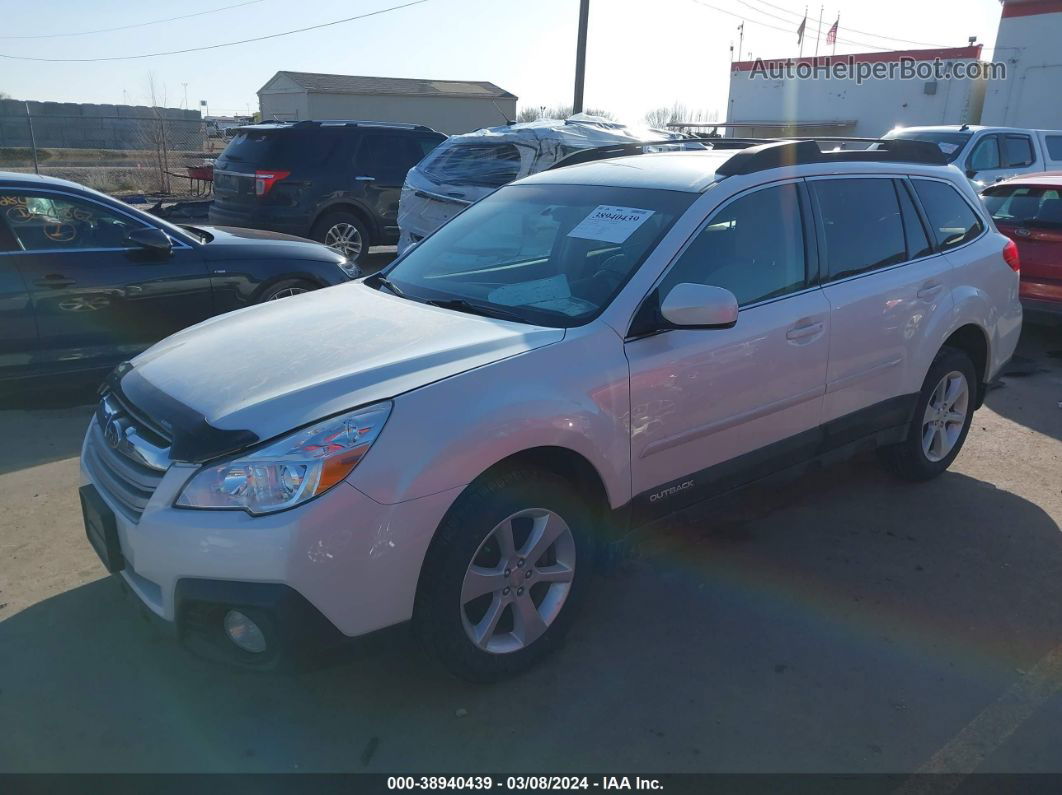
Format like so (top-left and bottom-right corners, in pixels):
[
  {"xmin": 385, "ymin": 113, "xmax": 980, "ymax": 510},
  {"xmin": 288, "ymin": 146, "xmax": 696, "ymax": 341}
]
[{"xmin": 104, "ymin": 416, "xmax": 124, "ymax": 449}]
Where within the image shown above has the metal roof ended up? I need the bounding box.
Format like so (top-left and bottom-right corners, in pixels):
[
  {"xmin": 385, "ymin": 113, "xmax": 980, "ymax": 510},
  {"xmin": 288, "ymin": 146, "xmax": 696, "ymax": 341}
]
[{"xmin": 261, "ymin": 71, "xmax": 517, "ymax": 100}]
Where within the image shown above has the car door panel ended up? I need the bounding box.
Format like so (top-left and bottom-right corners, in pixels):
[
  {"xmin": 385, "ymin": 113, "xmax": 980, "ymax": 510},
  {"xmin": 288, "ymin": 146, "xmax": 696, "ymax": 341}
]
[
  {"xmin": 353, "ymin": 133, "xmax": 429, "ymax": 238},
  {"xmin": 1, "ymin": 189, "xmax": 213, "ymax": 375},
  {"xmin": 814, "ymin": 176, "xmax": 956, "ymax": 426},
  {"xmin": 625, "ymin": 180, "xmax": 829, "ymax": 522}
]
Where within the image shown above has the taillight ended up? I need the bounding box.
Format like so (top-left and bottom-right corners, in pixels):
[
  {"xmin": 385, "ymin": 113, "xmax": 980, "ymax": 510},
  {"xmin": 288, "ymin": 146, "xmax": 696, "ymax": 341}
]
[
  {"xmin": 254, "ymin": 170, "xmax": 290, "ymax": 197},
  {"xmin": 1003, "ymin": 239, "xmax": 1021, "ymax": 273}
]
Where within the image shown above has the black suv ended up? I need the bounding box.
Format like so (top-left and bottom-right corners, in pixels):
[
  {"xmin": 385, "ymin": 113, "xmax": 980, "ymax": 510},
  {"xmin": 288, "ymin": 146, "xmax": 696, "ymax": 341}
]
[{"xmin": 208, "ymin": 120, "xmax": 446, "ymax": 263}]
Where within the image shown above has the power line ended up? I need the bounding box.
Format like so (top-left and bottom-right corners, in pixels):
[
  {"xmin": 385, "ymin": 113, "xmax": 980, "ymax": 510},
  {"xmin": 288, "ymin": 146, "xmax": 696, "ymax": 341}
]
[
  {"xmin": 742, "ymin": 0, "xmax": 956, "ymax": 49},
  {"xmin": 0, "ymin": 0, "xmax": 266, "ymax": 40},
  {"xmin": 689, "ymin": 0, "xmax": 891, "ymax": 52},
  {"xmin": 732, "ymin": 0, "xmax": 896, "ymax": 51},
  {"xmin": 0, "ymin": 0, "xmax": 429, "ymax": 62}
]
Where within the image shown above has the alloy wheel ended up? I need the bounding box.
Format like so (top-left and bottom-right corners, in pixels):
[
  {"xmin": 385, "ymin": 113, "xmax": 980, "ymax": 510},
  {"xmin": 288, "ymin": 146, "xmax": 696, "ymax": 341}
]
[
  {"xmin": 460, "ymin": 508, "xmax": 576, "ymax": 654},
  {"xmin": 267, "ymin": 287, "xmax": 308, "ymax": 301},
  {"xmin": 324, "ymin": 222, "xmax": 363, "ymax": 260},
  {"xmin": 921, "ymin": 370, "xmax": 969, "ymax": 462}
]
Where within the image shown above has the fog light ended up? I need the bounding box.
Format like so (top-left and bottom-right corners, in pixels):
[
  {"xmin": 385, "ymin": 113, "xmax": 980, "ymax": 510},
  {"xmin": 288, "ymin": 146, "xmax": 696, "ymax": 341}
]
[{"xmin": 223, "ymin": 609, "xmax": 267, "ymax": 653}]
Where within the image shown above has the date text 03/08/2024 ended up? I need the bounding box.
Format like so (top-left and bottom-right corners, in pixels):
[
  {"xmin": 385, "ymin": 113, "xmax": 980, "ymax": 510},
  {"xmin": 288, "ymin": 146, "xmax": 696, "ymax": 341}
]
[{"xmin": 386, "ymin": 776, "xmax": 665, "ymax": 791}]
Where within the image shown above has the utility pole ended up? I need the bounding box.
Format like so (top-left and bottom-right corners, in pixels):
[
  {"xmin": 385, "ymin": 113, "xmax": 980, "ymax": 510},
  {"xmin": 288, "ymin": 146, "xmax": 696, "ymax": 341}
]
[
  {"xmin": 572, "ymin": 0, "xmax": 590, "ymax": 115},
  {"xmin": 182, "ymin": 83, "xmax": 188, "ymax": 109}
]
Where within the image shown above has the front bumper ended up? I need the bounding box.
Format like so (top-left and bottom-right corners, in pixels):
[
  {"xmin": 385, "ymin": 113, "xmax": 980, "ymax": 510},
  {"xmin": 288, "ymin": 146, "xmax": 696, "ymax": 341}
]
[{"xmin": 80, "ymin": 427, "xmax": 463, "ymax": 663}]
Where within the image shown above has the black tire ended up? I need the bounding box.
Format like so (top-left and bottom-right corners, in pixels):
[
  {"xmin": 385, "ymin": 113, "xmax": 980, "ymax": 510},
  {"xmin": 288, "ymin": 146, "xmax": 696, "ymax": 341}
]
[
  {"xmin": 878, "ymin": 346, "xmax": 977, "ymax": 481},
  {"xmin": 413, "ymin": 467, "xmax": 595, "ymax": 683},
  {"xmin": 311, "ymin": 210, "xmax": 370, "ymax": 263},
  {"xmin": 258, "ymin": 278, "xmax": 319, "ymax": 303}
]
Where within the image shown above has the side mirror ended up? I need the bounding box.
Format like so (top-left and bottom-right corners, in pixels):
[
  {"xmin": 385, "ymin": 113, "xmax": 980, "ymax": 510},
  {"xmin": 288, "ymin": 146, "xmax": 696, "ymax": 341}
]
[
  {"xmin": 127, "ymin": 227, "xmax": 172, "ymax": 256},
  {"xmin": 660, "ymin": 283, "xmax": 739, "ymax": 329},
  {"xmin": 965, "ymin": 168, "xmax": 978, "ymax": 179}
]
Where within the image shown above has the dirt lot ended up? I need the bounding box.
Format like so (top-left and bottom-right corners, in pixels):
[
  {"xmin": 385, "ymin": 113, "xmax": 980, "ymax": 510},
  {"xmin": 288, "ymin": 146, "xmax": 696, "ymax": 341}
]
[{"xmin": 0, "ymin": 323, "xmax": 1059, "ymax": 777}]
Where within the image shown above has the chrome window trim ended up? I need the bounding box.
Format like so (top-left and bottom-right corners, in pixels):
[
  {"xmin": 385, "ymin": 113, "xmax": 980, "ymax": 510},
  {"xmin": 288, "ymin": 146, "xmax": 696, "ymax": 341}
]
[{"xmin": 0, "ymin": 187, "xmax": 195, "ymax": 255}]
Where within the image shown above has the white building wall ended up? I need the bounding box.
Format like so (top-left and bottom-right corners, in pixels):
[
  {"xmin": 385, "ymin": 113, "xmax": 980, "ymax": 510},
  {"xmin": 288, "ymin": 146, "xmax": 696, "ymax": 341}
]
[
  {"xmin": 305, "ymin": 93, "xmax": 515, "ymax": 134},
  {"xmin": 726, "ymin": 50, "xmax": 986, "ymax": 138},
  {"xmin": 982, "ymin": 1, "xmax": 1062, "ymax": 128},
  {"xmin": 258, "ymin": 73, "xmax": 310, "ymax": 121}
]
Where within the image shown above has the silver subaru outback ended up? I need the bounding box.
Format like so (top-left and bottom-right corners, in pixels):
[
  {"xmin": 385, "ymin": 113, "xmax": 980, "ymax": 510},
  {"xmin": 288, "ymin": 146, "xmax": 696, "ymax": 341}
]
[{"xmin": 80, "ymin": 139, "xmax": 1022, "ymax": 680}]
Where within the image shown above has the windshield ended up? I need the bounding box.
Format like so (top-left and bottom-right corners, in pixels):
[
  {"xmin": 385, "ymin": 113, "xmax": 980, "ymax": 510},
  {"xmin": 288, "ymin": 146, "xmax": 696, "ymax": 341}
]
[
  {"xmin": 882, "ymin": 129, "xmax": 972, "ymax": 162},
  {"xmin": 377, "ymin": 183, "xmax": 696, "ymax": 327},
  {"xmin": 983, "ymin": 184, "xmax": 1062, "ymax": 228}
]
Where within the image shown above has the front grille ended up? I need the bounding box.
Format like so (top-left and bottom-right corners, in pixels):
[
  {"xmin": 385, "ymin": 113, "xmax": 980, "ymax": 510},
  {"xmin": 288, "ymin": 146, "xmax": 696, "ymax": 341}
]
[{"xmin": 85, "ymin": 396, "xmax": 170, "ymax": 522}]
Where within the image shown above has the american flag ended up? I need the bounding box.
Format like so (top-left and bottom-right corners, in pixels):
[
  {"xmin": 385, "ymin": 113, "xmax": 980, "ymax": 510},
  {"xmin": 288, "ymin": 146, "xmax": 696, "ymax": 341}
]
[{"xmin": 826, "ymin": 18, "xmax": 839, "ymax": 45}]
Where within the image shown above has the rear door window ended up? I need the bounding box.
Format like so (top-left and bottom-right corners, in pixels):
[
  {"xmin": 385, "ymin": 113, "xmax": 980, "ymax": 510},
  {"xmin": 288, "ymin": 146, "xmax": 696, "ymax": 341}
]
[
  {"xmin": 811, "ymin": 178, "xmax": 907, "ymax": 281},
  {"xmin": 1002, "ymin": 135, "xmax": 1036, "ymax": 168},
  {"xmin": 896, "ymin": 181, "xmax": 932, "ymax": 260},
  {"xmin": 1045, "ymin": 135, "xmax": 1062, "ymax": 160},
  {"xmin": 912, "ymin": 179, "xmax": 984, "ymax": 250}
]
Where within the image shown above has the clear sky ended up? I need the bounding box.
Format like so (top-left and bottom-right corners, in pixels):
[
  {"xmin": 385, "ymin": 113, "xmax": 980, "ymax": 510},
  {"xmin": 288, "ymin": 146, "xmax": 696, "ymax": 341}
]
[{"xmin": 0, "ymin": 0, "xmax": 1006, "ymax": 124}]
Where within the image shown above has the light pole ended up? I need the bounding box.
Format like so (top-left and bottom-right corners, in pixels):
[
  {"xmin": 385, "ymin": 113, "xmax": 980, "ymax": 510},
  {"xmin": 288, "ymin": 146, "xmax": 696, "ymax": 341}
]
[{"xmin": 572, "ymin": 0, "xmax": 590, "ymax": 115}]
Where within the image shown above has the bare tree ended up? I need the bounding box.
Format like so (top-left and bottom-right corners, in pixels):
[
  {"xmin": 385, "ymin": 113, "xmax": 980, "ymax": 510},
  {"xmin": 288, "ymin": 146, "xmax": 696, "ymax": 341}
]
[
  {"xmin": 516, "ymin": 104, "xmax": 616, "ymax": 123},
  {"xmin": 644, "ymin": 102, "xmax": 719, "ymax": 131},
  {"xmin": 146, "ymin": 73, "xmax": 172, "ymax": 194}
]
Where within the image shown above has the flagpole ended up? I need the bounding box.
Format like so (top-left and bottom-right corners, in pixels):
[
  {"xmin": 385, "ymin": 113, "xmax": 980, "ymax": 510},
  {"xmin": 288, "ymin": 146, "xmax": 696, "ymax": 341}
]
[
  {"xmin": 814, "ymin": 4, "xmax": 823, "ymax": 57},
  {"xmin": 799, "ymin": 5, "xmax": 807, "ymax": 58},
  {"xmin": 737, "ymin": 21, "xmax": 744, "ymax": 62}
]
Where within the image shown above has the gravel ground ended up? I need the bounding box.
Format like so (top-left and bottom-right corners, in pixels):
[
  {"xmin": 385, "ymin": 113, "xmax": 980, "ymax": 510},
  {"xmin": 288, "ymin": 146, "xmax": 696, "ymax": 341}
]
[{"xmin": 0, "ymin": 322, "xmax": 1059, "ymax": 777}]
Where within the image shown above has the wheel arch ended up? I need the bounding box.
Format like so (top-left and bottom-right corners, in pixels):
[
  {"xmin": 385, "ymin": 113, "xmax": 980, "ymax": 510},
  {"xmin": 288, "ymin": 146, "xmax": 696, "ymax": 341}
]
[
  {"xmin": 941, "ymin": 323, "xmax": 990, "ymax": 406},
  {"xmin": 311, "ymin": 201, "xmax": 378, "ymax": 241}
]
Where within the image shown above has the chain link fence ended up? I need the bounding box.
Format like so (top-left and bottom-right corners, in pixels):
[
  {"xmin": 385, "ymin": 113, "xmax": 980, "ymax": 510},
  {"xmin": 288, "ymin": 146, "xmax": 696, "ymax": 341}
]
[{"xmin": 0, "ymin": 100, "xmax": 226, "ymax": 200}]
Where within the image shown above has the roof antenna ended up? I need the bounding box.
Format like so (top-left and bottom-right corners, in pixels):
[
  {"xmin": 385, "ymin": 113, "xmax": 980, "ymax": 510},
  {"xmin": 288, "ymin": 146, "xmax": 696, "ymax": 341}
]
[{"xmin": 491, "ymin": 98, "xmax": 514, "ymax": 125}]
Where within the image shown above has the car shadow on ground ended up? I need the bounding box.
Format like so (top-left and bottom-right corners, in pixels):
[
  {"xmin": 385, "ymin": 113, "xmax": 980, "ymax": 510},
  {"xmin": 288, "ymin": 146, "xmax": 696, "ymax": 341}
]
[
  {"xmin": 985, "ymin": 322, "xmax": 1062, "ymax": 442},
  {"xmin": 3, "ymin": 460, "xmax": 1061, "ymax": 774}
]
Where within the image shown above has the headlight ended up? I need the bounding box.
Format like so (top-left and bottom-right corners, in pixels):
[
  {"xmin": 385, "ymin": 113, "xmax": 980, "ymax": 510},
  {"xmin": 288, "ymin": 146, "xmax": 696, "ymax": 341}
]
[
  {"xmin": 338, "ymin": 258, "xmax": 362, "ymax": 279},
  {"xmin": 176, "ymin": 402, "xmax": 391, "ymax": 514}
]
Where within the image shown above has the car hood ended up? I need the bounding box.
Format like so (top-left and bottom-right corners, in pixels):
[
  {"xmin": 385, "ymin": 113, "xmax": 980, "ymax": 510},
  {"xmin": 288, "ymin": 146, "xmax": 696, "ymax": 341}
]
[
  {"xmin": 191, "ymin": 225, "xmax": 343, "ymax": 262},
  {"xmin": 127, "ymin": 281, "xmax": 564, "ymax": 445}
]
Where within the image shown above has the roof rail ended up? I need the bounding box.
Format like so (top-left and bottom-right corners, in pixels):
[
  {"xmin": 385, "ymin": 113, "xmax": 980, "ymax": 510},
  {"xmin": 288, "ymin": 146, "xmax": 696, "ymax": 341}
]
[
  {"xmin": 714, "ymin": 138, "xmax": 947, "ymax": 176},
  {"xmin": 546, "ymin": 138, "xmax": 721, "ymax": 170},
  {"xmin": 242, "ymin": 119, "xmax": 439, "ymax": 133}
]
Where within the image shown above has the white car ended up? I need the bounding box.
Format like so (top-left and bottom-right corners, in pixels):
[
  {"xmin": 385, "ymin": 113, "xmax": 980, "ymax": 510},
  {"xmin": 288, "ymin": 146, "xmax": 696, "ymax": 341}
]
[
  {"xmin": 80, "ymin": 138, "xmax": 1022, "ymax": 681},
  {"xmin": 883, "ymin": 125, "xmax": 1062, "ymax": 188}
]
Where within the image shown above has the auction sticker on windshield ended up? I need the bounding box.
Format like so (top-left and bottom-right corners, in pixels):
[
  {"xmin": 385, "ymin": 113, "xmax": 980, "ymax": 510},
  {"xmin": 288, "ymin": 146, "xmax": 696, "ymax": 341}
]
[{"xmin": 567, "ymin": 205, "xmax": 654, "ymax": 244}]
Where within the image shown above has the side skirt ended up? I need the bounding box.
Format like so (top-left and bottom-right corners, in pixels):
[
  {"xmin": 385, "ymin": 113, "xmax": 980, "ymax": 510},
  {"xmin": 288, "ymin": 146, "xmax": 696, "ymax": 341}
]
[{"xmin": 626, "ymin": 393, "xmax": 919, "ymax": 528}]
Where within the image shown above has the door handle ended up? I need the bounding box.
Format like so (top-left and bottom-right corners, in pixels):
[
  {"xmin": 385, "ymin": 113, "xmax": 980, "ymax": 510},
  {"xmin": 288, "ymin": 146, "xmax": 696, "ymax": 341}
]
[
  {"xmin": 917, "ymin": 282, "xmax": 944, "ymax": 301},
  {"xmin": 34, "ymin": 275, "xmax": 76, "ymax": 288},
  {"xmin": 786, "ymin": 320, "xmax": 824, "ymax": 343},
  {"xmin": 355, "ymin": 176, "xmax": 376, "ymax": 182}
]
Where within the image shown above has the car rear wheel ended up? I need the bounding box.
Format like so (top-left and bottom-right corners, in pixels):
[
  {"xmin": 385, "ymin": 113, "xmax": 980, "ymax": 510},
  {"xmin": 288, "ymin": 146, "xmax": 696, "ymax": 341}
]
[
  {"xmin": 879, "ymin": 346, "xmax": 977, "ymax": 481},
  {"xmin": 413, "ymin": 468, "xmax": 594, "ymax": 682},
  {"xmin": 312, "ymin": 210, "xmax": 369, "ymax": 263},
  {"xmin": 259, "ymin": 279, "xmax": 318, "ymax": 302}
]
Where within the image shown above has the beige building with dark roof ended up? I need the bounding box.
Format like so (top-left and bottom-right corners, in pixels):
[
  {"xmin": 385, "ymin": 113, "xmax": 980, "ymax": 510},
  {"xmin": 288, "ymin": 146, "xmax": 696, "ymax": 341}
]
[{"xmin": 257, "ymin": 71, "xmax": 517, "ymax": 134}]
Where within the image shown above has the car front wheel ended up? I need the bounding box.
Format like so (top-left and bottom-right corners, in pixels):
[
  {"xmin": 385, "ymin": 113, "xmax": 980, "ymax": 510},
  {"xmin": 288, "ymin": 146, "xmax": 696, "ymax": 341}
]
[{"xmin": 414, "ymin": 468, "xmax": 594, "ymax": 682}]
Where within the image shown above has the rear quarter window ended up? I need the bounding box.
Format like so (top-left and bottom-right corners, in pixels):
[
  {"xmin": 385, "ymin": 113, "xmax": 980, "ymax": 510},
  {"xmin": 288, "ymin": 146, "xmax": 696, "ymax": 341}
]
[
  {"xmin": 420, "ymin": 143, "xmax": 523, "ymax": 187},
  {"xmin": 912, "ymin": 179, "xmax": 984, "ymax": 250},
  {"xmin": 1045, "ymin": 135, "xmax": 1062, "ymax": 161},
  {"xmin": 220, "ymin": 129, "xmax": 341, "ymax": 168}
]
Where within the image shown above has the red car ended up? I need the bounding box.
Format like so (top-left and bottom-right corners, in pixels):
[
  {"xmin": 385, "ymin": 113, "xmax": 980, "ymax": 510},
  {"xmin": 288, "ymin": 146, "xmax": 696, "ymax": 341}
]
[{"xmin": 982, "ymin": 173, "xmax": 1062, "ymax": 322}]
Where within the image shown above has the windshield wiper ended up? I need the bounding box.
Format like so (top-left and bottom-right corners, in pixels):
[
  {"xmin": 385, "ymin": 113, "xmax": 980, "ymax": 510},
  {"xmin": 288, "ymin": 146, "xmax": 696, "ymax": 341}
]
[
  {"xmin": 423, "ymin": 297, "xmax": 526, "ymax": 323},
  {"xmin": 373, "ymin": 275, "xmax": 407, "ymax": 298}
]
